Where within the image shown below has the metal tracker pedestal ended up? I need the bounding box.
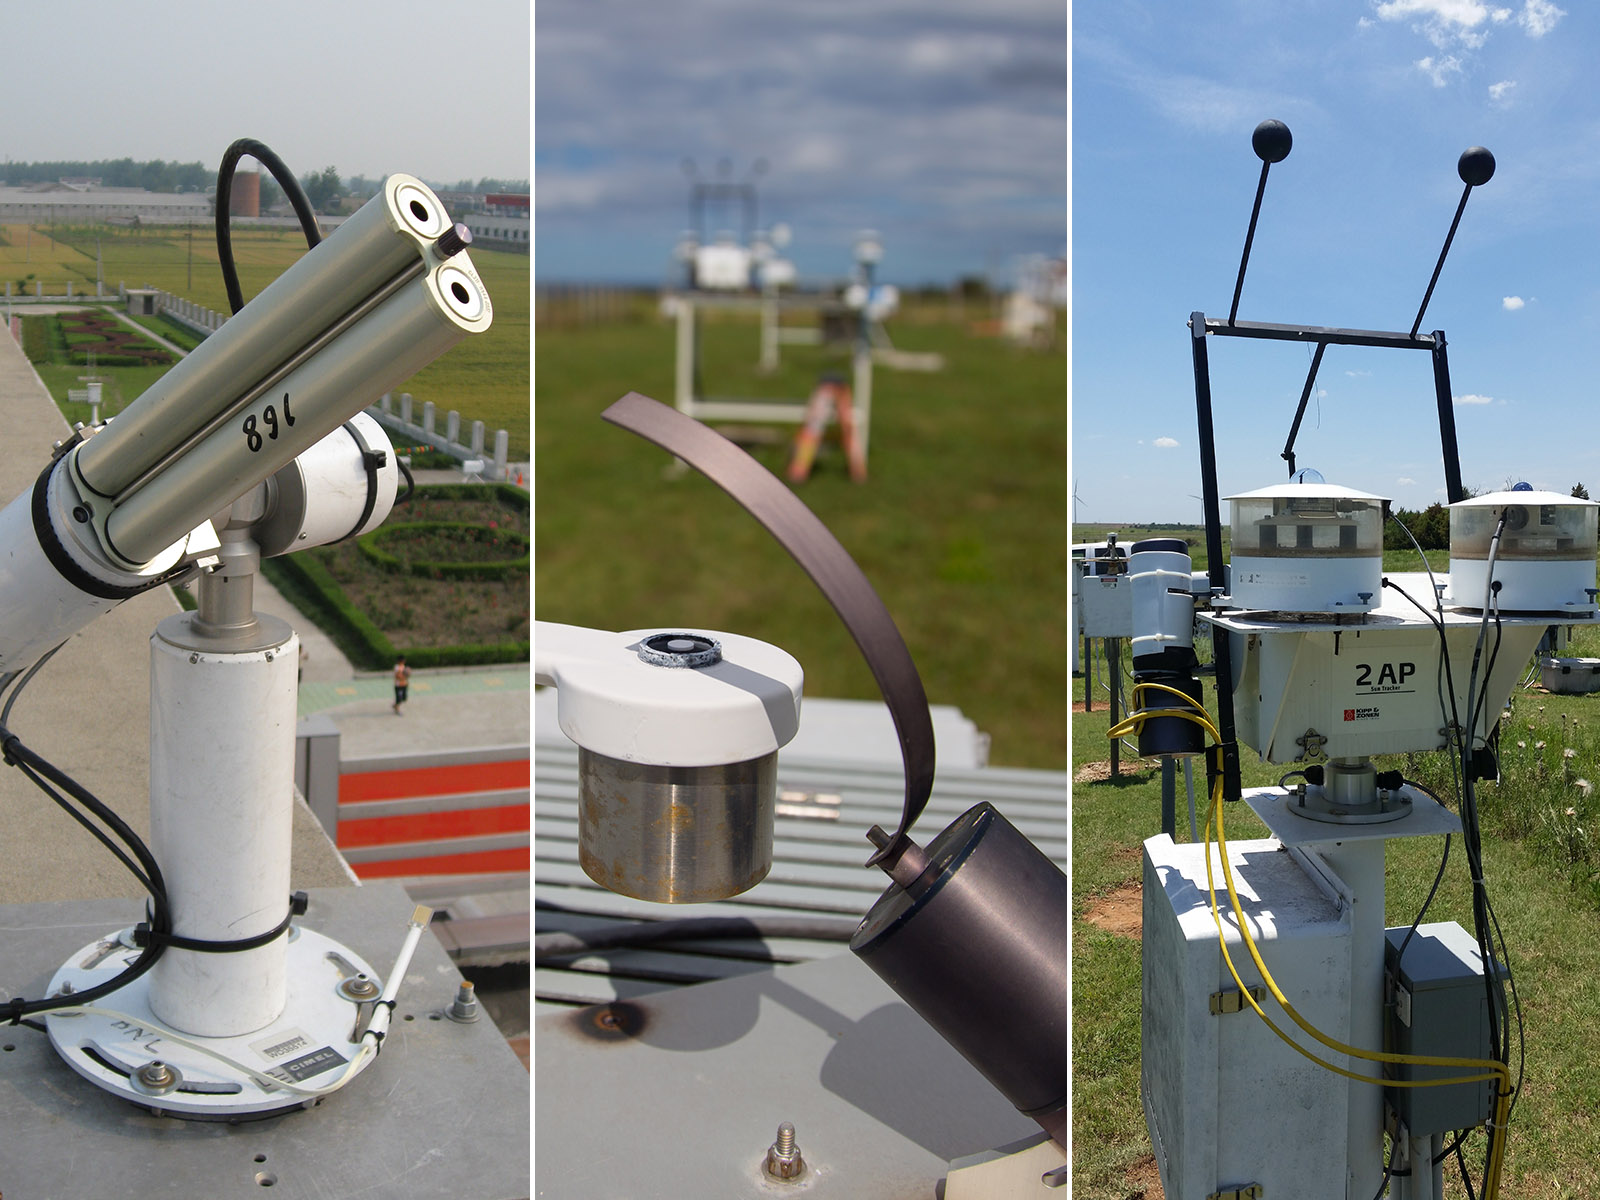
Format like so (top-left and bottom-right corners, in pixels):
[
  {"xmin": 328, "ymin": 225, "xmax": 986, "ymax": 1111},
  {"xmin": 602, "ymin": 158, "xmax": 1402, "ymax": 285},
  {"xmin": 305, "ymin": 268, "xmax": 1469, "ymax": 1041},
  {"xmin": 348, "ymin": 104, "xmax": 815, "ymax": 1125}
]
[{"xmin": 1245, "ymin": 785, "xmax": 1461, "ymax": 1200}]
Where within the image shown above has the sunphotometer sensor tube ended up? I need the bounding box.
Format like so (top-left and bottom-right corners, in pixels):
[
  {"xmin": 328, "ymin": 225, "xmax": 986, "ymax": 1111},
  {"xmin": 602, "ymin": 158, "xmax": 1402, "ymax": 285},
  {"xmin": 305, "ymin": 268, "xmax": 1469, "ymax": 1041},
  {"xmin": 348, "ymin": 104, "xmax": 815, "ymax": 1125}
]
[
  {"xmin": 101, "ymin": 261, "xmax": 490, "ymax": 566},
  {"xmin": 74, "ymin": 174, "xmax": 452, "ymax": 499}
]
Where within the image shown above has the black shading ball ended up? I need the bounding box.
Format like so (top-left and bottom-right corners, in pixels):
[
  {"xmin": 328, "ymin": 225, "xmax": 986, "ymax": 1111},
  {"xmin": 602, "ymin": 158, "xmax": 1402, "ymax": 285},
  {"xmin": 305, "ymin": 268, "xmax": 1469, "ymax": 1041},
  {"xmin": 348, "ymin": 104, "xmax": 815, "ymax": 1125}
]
[
  {"xmin": 1458, "ymin": 146, "xmax": 1495, "ymax": 186},
  {"xmin": 1252, "ymin": 120, "xmax": 1292, "ymax": 164}
]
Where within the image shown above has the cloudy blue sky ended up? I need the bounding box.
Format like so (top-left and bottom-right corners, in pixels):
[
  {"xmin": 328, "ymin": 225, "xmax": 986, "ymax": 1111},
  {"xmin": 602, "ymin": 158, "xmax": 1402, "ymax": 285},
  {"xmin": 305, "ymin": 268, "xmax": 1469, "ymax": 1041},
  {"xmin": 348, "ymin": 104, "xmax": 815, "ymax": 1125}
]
[
  {"xmin": 535, "ymin": 0, "xmax": 1068, "ymax": 286},
  {"xmin": 1073, "ymin": 0, "xmax": 1600, "ymax": 525},
  {"xmin": 0, "ymin": 1, "xmax": 529, "ymax": 187}
]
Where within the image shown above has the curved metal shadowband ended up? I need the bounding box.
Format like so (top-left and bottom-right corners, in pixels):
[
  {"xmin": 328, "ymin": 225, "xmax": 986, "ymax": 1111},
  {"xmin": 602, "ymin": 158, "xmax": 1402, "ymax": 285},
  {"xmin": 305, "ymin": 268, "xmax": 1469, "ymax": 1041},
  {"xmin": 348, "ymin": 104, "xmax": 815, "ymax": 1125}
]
[{"xmin": 600, "ymin": 391, "xmax": 935, "ymax": 870}]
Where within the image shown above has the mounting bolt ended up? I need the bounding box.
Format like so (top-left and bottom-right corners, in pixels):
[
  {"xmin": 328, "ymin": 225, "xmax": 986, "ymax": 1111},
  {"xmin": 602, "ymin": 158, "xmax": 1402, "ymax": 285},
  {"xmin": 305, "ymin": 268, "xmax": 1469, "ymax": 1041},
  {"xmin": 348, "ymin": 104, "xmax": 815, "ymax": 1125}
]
[
  {"xmin": 764, "ymin": 1121, "xmax": 805, "ymax": 1180},
  {"xmin": 338, "ymin": 974, "xmax": 380, "ymax": 1002},
  {"xmin": 133, "ymin": 1059, "xmax": 179, "ymax": 1095},
  {"xmin": 446, "ymin": 980, "xmax": 481, "ymax": 1023}
]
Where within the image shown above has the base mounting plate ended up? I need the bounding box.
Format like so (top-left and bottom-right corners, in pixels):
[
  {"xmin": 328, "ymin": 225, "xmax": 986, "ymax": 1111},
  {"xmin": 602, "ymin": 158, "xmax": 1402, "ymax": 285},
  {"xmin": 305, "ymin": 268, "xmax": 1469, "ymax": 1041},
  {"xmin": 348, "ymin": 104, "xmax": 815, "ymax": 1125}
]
[{"xmin": 45, "ymin": 925, "xmax": 380, "ymax": 1119}]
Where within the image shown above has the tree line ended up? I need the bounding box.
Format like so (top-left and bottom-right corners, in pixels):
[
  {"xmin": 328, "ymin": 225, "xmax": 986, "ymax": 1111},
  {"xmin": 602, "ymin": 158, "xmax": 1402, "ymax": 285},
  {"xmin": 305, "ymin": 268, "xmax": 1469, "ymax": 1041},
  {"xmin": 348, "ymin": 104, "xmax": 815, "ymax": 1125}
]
[
  {"xmin": 2, "ymin": 158, "xmax": 211, "ymax": 192},
  {"xmin": 1386, "ymin": 483, "xmax": 1591, "ymax": 550}
]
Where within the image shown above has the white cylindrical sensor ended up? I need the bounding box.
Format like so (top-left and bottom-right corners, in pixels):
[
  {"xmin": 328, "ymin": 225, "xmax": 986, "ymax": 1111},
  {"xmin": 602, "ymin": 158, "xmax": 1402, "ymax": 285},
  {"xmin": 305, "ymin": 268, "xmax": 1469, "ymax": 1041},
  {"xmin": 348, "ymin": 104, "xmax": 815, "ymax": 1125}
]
[
  {"xmin": 1130, "ymin": 542, "xmax": 1196, "ymax": 661},
  {"xmin": 147, "ymin": 616, "xmax": 298, "ymax": 1037},
  {"xmin": 0, "ymin": 458, "xmax": 190, "ymax": 674},
  {"xmin": 0, "ymin": 482, "xmax": 122, "ymax": 672},
  {"xmin": 253, "ymin": 413, "xmax": 399, "ymax": 557}
]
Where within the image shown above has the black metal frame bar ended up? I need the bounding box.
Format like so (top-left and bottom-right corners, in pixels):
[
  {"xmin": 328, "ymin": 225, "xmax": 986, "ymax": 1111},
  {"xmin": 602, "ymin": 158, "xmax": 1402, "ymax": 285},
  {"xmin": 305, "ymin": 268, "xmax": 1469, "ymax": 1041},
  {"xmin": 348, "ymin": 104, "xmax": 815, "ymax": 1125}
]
[
  {"xmin": 1184, "ymin": 128, "xmax": 1489, "ymax": 801},
  {"xmin": 1190, "ymin": 309, "xmax": 1467, "ymax": 800},
  {"xmin": 690, "ymin": 181, "xmax": 759, "ymax": 243}
]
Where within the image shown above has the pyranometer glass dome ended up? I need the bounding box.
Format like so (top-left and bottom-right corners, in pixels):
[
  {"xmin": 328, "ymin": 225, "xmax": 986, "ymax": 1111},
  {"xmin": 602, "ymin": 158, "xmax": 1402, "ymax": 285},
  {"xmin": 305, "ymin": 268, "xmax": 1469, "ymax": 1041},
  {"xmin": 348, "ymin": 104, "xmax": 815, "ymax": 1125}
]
[
  {"xmin": 1449, "ymin": 490, "xmax": 1599, "ymax": 562},
  {"xmin": 1228, "ymin": 482, "xmax": 1387, "ymax": 558}
]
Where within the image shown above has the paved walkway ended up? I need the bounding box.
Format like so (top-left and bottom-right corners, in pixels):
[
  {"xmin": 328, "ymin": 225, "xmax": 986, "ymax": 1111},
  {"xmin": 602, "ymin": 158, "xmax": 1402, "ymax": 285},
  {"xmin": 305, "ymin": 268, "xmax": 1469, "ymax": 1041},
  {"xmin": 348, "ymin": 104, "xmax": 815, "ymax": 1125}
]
[{"xmin": 301, "ymin": 667, "xmax": 530, "ymax": 758}]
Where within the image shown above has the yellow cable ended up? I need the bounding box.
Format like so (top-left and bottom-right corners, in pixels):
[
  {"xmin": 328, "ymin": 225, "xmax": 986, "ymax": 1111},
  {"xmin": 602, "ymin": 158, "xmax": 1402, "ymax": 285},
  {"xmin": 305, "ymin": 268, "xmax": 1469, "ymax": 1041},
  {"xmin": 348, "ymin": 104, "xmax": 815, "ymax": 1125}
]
[
  {"xmin": 1207, "ymin": 780, "xmax": 1511, "ymax": 1194},
  {"xmin": 1131, "ymin": 679, "xmax": 1220, "ymax": 725},
  {"xmin": 1106, "ymin": 683, "xmax": 1220, "ymax": 745},
  {"xmin": 1105, "ymin": 694, "xmax": 1514, "ymax": 1193}
]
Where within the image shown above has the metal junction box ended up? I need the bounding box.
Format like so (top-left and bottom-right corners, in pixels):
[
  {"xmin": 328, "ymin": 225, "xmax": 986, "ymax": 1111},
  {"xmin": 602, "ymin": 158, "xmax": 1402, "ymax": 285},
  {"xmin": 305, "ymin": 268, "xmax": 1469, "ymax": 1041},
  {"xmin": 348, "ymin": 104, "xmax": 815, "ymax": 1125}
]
[
  {"xmin": 1142, "ymin": 834, "xmax": 1353, "ymax": 1200},
  {"xmin": 1078, "ymin": 571, "xmax": 1134, "ymax": 638},
  {"xmin": 1383, "ymin": 921, "xmax": 1499, "ymax": 1137},
  {"xmin": 1540, "ymin": 655, "xmax": 1600, "ymax": 695}
]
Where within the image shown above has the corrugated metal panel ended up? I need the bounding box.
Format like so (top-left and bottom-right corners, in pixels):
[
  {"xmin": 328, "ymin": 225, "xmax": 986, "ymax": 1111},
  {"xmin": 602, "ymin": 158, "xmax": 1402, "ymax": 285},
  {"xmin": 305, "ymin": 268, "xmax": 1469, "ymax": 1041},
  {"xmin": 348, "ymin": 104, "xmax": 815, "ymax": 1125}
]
[{"xmin": 533, "ymin": 735, "xmax": 1068, "ymax": 1012}]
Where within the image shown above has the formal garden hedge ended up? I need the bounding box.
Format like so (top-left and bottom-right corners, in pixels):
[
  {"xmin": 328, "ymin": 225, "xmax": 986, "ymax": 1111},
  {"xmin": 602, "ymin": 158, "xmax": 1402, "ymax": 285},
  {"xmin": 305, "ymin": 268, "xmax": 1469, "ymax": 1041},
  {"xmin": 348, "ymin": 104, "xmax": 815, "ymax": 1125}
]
[{"xmin": 259, "ymin": 483, "xmax": 528, "ymax": 669}]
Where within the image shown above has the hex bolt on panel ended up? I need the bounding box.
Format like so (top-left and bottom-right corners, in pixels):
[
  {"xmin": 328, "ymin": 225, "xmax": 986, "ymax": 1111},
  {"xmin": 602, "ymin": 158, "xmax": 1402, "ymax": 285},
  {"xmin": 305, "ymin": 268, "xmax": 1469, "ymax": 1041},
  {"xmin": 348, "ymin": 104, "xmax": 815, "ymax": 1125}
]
[
  {"xmin": 764, "ymin": 1122, "xmax": 805, "ymax": 1180},
  {"xmin": 446, "ymin": 981, "xmax": 481, "ymax": 1023},
  {"xmin": 132, "ymin": 1060, "xmax": 179, "ymax": 1096}
]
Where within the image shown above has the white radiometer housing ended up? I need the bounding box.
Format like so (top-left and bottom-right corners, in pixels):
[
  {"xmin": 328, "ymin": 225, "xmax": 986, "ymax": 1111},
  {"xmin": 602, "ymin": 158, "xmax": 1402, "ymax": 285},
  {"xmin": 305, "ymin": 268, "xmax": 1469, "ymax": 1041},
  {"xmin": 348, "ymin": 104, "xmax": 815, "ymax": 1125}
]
[
  {"xmin": 694, "ymin": 241, "xmax": 753, "ymax": 291},
  {"xmin": 1226, "ymin": 481, "xmax": 1387, "ymax": 613},
  {"xmin": 252, "ymin": 412, "xmax": 399, "ymax": 557},
  {"xmin": 844, "ymin": 282, "xmax": 900, "ymax": 321},
  {"xmin": 1447, "ymin": 489, "xmax": 1599, "ymax": 613},
  {"xmin": 534, "ymin": 622, "xmax": 802, "ymax": 767},
  {"xmin": 535, "ymin": 622, "xmax": 804, "ymax": 904},
  {"xmin": 758, "ymin": 258, "xmax": 797, "ymax": 288}
]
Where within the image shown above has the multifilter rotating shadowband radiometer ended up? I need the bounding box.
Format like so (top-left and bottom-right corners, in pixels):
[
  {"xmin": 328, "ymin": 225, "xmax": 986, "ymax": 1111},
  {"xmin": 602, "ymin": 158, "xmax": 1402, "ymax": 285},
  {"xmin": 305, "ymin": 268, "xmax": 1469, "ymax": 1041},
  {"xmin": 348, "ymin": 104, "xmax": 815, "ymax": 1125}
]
[{"xmin": 535, "ymin": 393, "xmax": 1070, "ymax": 1169}]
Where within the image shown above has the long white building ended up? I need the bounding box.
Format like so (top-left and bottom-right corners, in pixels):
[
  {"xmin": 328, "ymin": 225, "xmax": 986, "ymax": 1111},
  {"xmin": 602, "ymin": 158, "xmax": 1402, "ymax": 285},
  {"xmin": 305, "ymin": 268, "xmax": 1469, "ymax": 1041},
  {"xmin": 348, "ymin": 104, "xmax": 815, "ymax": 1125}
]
[{"xmin": 0, "ymin": 184, "xmax": 211, "ymax": 224}]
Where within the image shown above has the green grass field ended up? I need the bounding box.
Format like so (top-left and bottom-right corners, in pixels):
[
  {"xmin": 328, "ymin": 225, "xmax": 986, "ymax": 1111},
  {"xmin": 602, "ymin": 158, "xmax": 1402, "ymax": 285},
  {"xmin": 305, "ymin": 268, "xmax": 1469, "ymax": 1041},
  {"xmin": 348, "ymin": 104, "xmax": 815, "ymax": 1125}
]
[
  {"xmin": 1, "ymin": 223, "xmax": 529, "ymax": 458},
  {"xmin": 1073, "ymin": 556, "xmax": 1600, "ymax": 1198},
  {"xmin": 536, "ymin": 308, "xmax": 1068, "ymax": 768}
]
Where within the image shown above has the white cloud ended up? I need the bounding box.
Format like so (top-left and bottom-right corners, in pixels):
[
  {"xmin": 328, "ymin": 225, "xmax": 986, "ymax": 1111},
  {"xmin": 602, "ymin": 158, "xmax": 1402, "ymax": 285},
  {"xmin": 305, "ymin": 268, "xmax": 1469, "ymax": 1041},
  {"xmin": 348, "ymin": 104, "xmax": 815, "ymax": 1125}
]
[
  {"xmin": 1518, "ymin": 0, "xmax": 1565, "ymax": 36},
  {"xmin": 1502, "ymin": 295, "xmax": 1525, "ymax": 310},
  {"xmin": 1346, "ymin": 369, "xmax": 1373, "ymax": 377},
  {"xmin": 1359, "ymin": 15, "xmax": 1376, "ymax": 26},
  {"xmin": 1376, "ymin": 0, "xmax": 1511, "ymax": 47},
  {"xmin": 1454, "ymin": 393, "xmax": 1495, "ymax": 405},
  {"xmin": 788, "ymin": 134, "xmax": 848, "ymax": 173},
  {"xmin": 1153, "ymin": 436, "xmax": 1180, "ymax": 449},
  {"xmin": 1398, "ymin": 476, "xmax": 1419, "ymax": 486},
  {"xmin": 1489, "ymin": 79, "xmax": 1516, "ymax": 104},
  {"xmin": 1416, "ymin": 55, "xmax": 1463, "ymax": 86},
  {"xmin": 1373, "ymin": 0, "xmax": 1557, "ymax": 80}
]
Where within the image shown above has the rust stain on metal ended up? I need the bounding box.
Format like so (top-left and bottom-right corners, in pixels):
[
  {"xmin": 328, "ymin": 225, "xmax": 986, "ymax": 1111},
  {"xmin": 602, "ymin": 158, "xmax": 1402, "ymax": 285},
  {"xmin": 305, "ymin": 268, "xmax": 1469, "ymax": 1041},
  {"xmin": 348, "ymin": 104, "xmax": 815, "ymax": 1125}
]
[{"xmin": 567, "ymin": 1000, "xmax": 648, "ymax": 1044}]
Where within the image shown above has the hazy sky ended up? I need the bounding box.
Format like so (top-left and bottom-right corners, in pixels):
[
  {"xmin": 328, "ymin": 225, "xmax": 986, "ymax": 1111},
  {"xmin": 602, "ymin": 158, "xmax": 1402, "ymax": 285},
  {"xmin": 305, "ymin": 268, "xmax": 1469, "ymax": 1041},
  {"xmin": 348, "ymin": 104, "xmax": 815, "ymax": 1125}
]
[
  {"xmin": 1, "ymin": 1, "xmax": 529, "ymax": 185},
  {"xmin": 1074, "ymin": 0, "xmax": 1600, "ymax": 525},
  {"xmin": 536, "ymin": 0, "xmax": 1069, "ymax": 285}
]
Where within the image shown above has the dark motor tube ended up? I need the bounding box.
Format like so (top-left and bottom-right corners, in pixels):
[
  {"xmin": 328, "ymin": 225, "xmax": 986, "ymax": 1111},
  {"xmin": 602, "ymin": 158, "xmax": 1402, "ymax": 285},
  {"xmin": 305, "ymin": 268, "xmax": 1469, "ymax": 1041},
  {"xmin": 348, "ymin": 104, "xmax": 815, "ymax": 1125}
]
[{"xmin": 851, "ymin": 803, "xmax": 1068, "ymax": 1145}]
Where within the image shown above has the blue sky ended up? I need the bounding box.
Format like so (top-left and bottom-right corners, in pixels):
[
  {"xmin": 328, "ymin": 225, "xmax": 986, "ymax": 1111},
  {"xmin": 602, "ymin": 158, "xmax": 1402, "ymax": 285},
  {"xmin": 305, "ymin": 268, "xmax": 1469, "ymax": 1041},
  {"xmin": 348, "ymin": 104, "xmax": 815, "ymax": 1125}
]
[
  {"xmin": 1073, "ymin": 0, "xmax": 1600, "ymax": 526},
  {"xmin": 535, "ymin": 0, "xmax": 1068, "ymax": 286}
]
